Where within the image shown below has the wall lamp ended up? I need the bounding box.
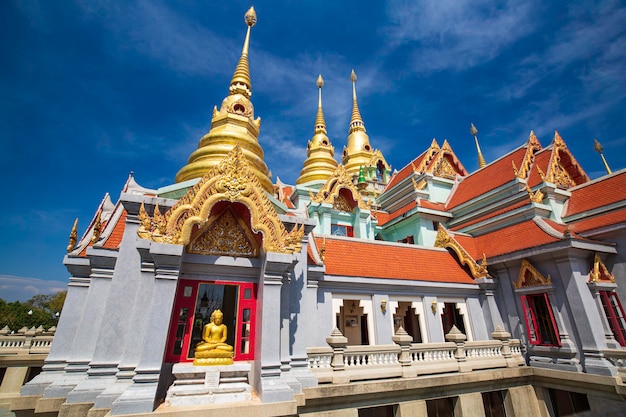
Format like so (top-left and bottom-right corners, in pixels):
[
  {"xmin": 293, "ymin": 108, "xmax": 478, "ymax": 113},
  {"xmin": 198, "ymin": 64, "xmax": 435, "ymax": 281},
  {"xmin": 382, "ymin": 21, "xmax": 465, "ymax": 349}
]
[
  {"xmin": 380, "ymin": 298, "xmax": 387, "ymax": 314},
  {"xmin": 431, "ymin": 300, "xmax": 438, "ymax": 314}
]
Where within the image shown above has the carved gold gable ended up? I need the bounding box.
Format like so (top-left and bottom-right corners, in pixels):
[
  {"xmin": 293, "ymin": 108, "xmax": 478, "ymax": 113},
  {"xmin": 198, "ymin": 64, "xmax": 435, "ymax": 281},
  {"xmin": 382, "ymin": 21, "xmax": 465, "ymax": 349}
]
[
  {"xmin": 544, "ymin": 132, "xmax": 589, "ymax": 188},
  {"xmin": 589, "ymin": 253, "xmax": 615, "ymax": 283},
  {"xmin": 514, "ymin": 131, "xmax": 542, "ymax": 179},
  {"xmin": 137, "ymin": 145, "xmax": 303, "ymax": 254},
  {"xmin": 515, "ymin": 259, "xmax": 552, "ymax": 289},
  {"xmin": 309, "ymin": 165, "xmax": 369, "ymax": 210},
  {"xmin": 188, "ymin": 207, "xmax": 259, "ymax": 257},
  {"xmin": 425, "ymin": 141, "xmax": 468, "ymax": 178},
  {"xmin": 434, "ymin": 225, "xmax": 488, "ymax": 279}
]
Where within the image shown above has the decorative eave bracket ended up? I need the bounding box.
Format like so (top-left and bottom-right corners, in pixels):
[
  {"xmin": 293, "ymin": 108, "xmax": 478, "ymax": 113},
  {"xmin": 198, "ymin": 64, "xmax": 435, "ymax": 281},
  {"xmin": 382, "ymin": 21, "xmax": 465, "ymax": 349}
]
[{"xmin": 434, "ymin": 225, "xmax": 489, "ymax": 279}]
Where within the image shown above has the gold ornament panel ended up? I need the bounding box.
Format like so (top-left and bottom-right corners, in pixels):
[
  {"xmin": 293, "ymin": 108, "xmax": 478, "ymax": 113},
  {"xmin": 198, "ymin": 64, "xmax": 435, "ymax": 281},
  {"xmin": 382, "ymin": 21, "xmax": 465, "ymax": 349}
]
[
  {"xmin": 138, "ymin": 145, "xmax": 303, "ymax": 255},
  {"xmin": 515, "ymin": 259, "xmax": 551, "ymax": 289},
  {"xmin": 188, "ymin": 207, "xmax": 258, "ymax": 257},
  {"xmin": 434, "ymin": 225, "xmax": 488, "ymax": 279}
]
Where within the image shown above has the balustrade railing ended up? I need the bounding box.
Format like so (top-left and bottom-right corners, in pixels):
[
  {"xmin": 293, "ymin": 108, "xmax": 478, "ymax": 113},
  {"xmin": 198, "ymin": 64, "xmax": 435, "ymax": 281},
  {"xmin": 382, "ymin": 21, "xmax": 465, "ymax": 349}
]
[
  {"xmin": 0, "ymin": 325, "xmax": 55, "ymax": 355},
  {"xmin": 307, "ymin": 325, "xmax": 525, "ymax": 384}
]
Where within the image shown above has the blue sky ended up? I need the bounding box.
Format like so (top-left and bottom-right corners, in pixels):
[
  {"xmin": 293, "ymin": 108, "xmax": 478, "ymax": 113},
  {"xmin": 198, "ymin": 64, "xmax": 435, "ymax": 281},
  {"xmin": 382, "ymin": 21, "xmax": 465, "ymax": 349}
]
[{"xmin": 1, "ymin": 0, "xmax": 625, "ymax": 301}]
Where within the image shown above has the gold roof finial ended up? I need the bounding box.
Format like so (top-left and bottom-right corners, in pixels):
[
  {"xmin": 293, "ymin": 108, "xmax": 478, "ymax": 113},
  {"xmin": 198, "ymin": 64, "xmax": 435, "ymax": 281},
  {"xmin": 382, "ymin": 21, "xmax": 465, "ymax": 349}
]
[
  {"xmin": 229, "ymin": 7, "xmax": 257, "ymax": 98},
  {"xmin": 91, "ymin": 211, "xmax": 102, "ymax": 244},
  {"xmin": 349, "ymin": 69, "xmax": 365, "ymax": 133},
  {"xmin": 67, "ymin": 218, "xmax": 78, "ymax": 253},
  {"xmin": 471, "ymin": 123, "xmax": 487, "ymax": 169},
  {"xmin": 315, "ymin": 74, "xmax": 326, "ymax": 134},
  {"xmin": 296, "ymin": 74, "xmax": 338, "ymax": 184},
  {"xmin": 593, "ymin": 138, "xmax": 612, "ymax": 175}
]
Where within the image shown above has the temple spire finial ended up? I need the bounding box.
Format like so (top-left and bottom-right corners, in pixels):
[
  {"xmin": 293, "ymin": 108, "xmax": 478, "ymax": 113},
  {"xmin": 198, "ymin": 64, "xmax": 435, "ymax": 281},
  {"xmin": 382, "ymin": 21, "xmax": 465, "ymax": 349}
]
[
  {"xmin": 315, "ymin": 74, "xmax": 327, "ymax": 134},
  {"xmin": 594, "ymin": 138, "xmax": 612, "ymax": 175},
  {"xmin": 229, "ymin": 7, "xmax": 257, "ymax": 98},
  {"xmin": 349, "ymin": 70, "xmax": 365, "ymax": 133},
  {"xmin": 471, "ymin": 123, "xmax": 487, "ymax": 169}
]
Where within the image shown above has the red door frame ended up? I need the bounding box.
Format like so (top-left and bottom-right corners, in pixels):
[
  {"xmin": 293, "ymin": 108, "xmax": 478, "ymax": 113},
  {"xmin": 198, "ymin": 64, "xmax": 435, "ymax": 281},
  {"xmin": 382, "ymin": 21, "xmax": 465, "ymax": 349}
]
[{"xmin": 165, "ymin": 279, "xmax": 257, "ymax": 363}]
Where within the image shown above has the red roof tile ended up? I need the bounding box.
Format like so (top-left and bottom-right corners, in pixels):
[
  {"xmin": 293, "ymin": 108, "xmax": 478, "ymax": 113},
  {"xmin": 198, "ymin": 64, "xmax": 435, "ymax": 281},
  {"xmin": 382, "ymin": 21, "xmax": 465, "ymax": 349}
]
[
  {"xmin": 569, "ymin": 209, "xmax": 626, "ymax": 233},
  {"xmin": 527, "ymin": 148, "xmax": 552, "ymax": 187},
  {"xmin": 447, "ymin": 147, "xmax": 527, "ymax": 209},
  {"xmin": 314, "ymin": 237, "xmax": 475, "ymax": 284},
  {"xmin": 565, "ymin": 171, "xmax": 626, "ymax": 217},
  {"xmin": 418, "ymin": 200, "xmax": 446, "ymax": 211},
  {"xmin": 103, "ymin": 210, "xmax": 127, "ymax": 249},
  {"xmin": 473, "ymin": 219, "xmax": 562, "ymax": 258}
]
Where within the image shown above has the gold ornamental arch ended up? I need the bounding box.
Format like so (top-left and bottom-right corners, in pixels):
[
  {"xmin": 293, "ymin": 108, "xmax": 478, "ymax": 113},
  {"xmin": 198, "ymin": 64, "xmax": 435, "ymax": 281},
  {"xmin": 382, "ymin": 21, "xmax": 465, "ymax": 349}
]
[{"xmin": 138, "ymin": 145, "xmax": 303, "ymax": 255}]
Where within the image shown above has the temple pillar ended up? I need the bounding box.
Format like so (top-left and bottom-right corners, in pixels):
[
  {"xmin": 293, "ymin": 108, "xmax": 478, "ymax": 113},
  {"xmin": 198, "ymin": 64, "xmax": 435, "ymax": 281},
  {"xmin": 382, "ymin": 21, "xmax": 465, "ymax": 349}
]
[
  {"xmin": 255, "ymin": 252, "xmax": 295, "ymax": 403},
  {"xmin": 110, "ymin": 242, "xmax": 183, "ymax": 415}
]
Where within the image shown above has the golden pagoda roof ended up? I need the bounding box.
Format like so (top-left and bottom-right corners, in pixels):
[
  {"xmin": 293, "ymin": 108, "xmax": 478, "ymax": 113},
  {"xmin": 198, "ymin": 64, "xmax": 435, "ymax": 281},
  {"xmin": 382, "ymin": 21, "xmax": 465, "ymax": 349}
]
[
  {"xmin": 296, "ymin": 75, "xmax": 339, "ymax": 185},
  {"xmin": 175, "ymin": 7, "xmax": 273, "ymax": 193},
  {"xmin": 342, "ymin": 70, "xmax": 382, "ymax": 175}
]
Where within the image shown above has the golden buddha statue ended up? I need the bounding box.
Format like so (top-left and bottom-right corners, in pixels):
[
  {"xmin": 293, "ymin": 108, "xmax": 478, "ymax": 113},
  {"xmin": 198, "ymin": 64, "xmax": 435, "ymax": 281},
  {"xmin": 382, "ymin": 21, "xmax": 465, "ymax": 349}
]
[{"xmin": 193, "ymin": 309, "xmax": 234, "ymax": 366}]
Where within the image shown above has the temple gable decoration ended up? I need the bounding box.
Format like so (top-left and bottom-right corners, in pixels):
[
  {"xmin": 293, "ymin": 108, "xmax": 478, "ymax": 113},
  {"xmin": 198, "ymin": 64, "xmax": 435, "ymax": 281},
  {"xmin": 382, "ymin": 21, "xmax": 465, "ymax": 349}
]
[
  {"xmin": 434, "ymin": 225, "xmax": 489, "ymax": 279},
  {"xmin": 515, "ymin": 259, "xmax": 552, "ymax": 289},
  {"xmin": 188, "ymin": 207, "xmax": 259, "ymax": 257},
  {"xmin": 589, "ymin": 253, "xmax": 615, "ymax": 283},
  {"xmin": 309, "ymin": 165, "xmax": 370, "ymax": 211},
  {"xmin": 542, "ymin": 132, "xmax": 589, "ymax": 189},
  {"xmin": 512, "ymin": 131, "xmax": 542, "ymax": 180},
  {"xmin": 138, "ymin": 145, "xmax": 303, "ymax": 255},
  {"xmin": 425, "ymin": 140, "xmax": 468, "ymax": 179}
]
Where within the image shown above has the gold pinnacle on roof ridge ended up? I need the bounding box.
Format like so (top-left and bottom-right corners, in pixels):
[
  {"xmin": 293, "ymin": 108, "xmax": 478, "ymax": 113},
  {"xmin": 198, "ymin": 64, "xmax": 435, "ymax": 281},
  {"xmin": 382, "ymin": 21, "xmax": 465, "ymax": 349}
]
[
  {"xmin": 296, "ymin": 74, "xmax": 338, "ymax": 184},
  {"xmin": 470, "ymin": 123, "xmax": 487, "ymax": 169},
  {"xmin": 315, "ymin": 74, "xmax": 327, "ymax": 134},
  {"xmin": 593, "ymin": 138, "xmax": 612, "ymax": 175},
  {"xmin": 229, "ymin": 7, "xmax": 257, "ymax": 98},
  {"xmin": 349, "ymin": 69, "xmax": 365, "ymax": 133}
]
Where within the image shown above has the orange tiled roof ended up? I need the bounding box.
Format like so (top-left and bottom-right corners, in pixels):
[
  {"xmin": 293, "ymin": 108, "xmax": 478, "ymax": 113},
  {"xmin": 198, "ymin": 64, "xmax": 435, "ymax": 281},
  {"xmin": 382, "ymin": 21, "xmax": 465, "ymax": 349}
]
[
  {"xmin": 452, "ymin": 233, "xmax": 481, "ymax": 259},
  {"xmin": 418, "ymin": 200, "xmax": 446, "ymax": 211},
  {"xmin": 569, "ymin": 209, "xmax": 626, "ymax": 233},
  {"xmin": 473, "ymin": 218, "xmax": 562, "ymax": 258},
  {"xmin": 565, "ymin": 171, "xmax": 626, "ymax": 217},
  {"xmin": 102, "ymin": 210, "xmax": 127, "ymax": 249},
  {"xmin": 446, "ymin": 147, "xmax": 527, "ymax": 209},
  {"xmin": 314, "ymin": 237, "xmax": 475, "ymax": 284}
]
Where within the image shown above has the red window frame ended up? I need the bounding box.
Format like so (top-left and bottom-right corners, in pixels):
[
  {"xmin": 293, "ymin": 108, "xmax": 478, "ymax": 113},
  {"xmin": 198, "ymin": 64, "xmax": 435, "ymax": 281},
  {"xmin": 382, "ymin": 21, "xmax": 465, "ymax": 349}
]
[
  {"xmin": 165, "ymin": 279, "xmax": 257, "ymax": 363},
  {"xmin": 331, "ymin": 224, "xmax": 354, "ymax": 237},
  {"xmin": 600, "ymin": 291, "xmax": 626, "ymax": 346},
  {"xmin": 521, "ymin": 293, "xmax": 560, "ymax": 346}
]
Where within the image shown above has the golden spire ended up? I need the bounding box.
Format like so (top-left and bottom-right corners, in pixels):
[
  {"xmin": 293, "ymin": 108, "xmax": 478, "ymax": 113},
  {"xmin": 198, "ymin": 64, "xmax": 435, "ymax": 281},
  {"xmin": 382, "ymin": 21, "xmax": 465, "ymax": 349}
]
[
  {"xmin": 315, "ymin": 75, "xmax": 327, "ymax": 134},
  {"xmin": 67, "ymin": 218, "xmax": 78, "ymax": 253},
  {"xmin": 593, "ymin": 139, "xmax": 612, "ymax": 175},
  {"xmin": 342, "ymin": 69, "xmax": 378, "ymax": 176},
  {"xmin": 349, "ymin": 70, "xmax": 365, "ymax": 133},
  {"xmin": 296, "ymin": 74, "xmax": 338, "ymax": 185},
  {"xmin": 229, "ymin": 7, "xmax": 256, "ymax": 98},
  {"xmin": 175, "ymin": 7, "xmax": 273, "ymax": 193},
  {"xmin": 471, "ymin": 123, "xmax": 487, "ymax": 169}
]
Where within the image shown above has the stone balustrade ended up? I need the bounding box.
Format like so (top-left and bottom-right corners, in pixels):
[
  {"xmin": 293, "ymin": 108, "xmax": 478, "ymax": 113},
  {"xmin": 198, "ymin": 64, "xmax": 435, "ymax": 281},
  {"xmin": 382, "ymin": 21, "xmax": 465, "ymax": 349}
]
[
  {"xmin": 603, "ymin": 348, "xmax": 626, "ymax": 387},
  {"xmin": 307, "ymin": 325, "xmax": 525, "ymax": 384},
  {"xmin": 0, "ymin": 325, "xmax": 55, "ymax": 407}
]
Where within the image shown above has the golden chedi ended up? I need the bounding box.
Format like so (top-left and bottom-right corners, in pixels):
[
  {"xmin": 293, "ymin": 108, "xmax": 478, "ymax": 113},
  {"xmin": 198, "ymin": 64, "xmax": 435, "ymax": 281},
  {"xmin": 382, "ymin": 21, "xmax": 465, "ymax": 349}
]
[
  {"xmin": 175, "ymin": 7, "xmax": 273, "ymax": 194},
  {"xmin": 342, "ymin": 70, "xmax": 376, "ymax": 176},
  {"xmin": 193, "ymin": 309, "xmax": 234, "ymax": 366},
  {"xmin": 296, "ymin": 75, "xmax": 339, "ymax": 184}
]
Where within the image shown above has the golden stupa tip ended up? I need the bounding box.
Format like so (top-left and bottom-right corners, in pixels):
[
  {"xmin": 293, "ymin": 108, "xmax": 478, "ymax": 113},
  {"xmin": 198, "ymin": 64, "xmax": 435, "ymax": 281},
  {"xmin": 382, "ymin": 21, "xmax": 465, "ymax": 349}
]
[
  {"xmin": 245, "ymin": 7, "xmax": 257, "ymax": 27},
  {"xmin": 350, "ymin": 69, "xmax": 357, "ymax": 83},
  {"xmin": 317, "ymin": 74, "xmax": 324, "ymax": 88},
  {"xmin": 470, "ymin": 123, "xmax": 478, "ymax": 136}
]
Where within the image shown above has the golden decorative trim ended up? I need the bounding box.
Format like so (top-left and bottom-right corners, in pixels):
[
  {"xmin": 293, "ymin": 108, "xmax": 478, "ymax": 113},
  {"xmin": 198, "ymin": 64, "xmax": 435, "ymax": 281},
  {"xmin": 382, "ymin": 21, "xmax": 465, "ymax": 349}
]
[
  {"xmin": 524, "ymin": 184, "xmax": 544, "ymax": 203},
  {"xmin": 310, "ymin": 165, "xmax": 370, "ymax": 210},
  {"xmin": 332, "ymin": 194, "xmax": 353, "ymax": 212},
  {"xmin": 188, "ymin": 207, "xmax": 259, "ymax": 257},
  {"xmin": 544, "ymin": 131, "xmax": 589, "ymax": 188},
  {"xmin": 91, "ymin": 211, "xmax": 102, "ymax": 244},
  {"xmin": 138, "ymin": 145, "xmax": 304, "ymax": 255},
  {"xmin": 589, "ymin": 253, "xmax": 615, "ymax": 283},
  {"xmin": 515, "ymin": 259, "xmax": 551, "ymax": 289},
  {"xmin": 425, "ymin": 140, "xmax": 467, "ymax": 178},
  {"xmin": 515, "ymin": 131, "xmax": 542, "ymax": 179},
  {"xmin": 67, "ymin": 218, "xmax": 78, "ymax": 253},
  {"xmin": 412, "ymin": 178, "xmax": 427, "ymax": 191},
  {"xmin": 434, "ymin": 225, "xmax": 488, "ymax": 279}
]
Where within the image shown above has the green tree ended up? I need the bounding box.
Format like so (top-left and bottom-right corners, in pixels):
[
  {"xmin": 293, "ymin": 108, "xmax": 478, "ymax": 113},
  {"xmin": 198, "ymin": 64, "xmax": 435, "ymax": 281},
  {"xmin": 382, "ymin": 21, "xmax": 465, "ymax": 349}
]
[{"xmin": 0, "ymin": 290, "xmax": 67, "ymax": 331}]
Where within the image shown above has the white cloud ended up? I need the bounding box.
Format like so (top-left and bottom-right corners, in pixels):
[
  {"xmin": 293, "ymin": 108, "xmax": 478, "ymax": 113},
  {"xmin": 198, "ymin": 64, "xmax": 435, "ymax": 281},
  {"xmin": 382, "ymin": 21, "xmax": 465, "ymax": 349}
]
[{"xmin": 0, "ymin": 275, "xmax": 67, "ymax": 302}]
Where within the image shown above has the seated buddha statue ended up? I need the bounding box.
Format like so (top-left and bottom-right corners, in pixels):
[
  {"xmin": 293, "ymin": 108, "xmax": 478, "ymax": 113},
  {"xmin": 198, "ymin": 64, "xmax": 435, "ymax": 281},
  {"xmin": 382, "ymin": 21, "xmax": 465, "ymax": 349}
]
[{"xmin": 193, "ymin": 309, "xmax": 234, "ymax": 365}]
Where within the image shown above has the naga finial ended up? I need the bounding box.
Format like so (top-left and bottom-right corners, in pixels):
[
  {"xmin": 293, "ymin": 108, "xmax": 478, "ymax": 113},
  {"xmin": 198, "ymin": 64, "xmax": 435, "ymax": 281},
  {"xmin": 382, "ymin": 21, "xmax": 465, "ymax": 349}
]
[{"xmin": 67, "ymin": 218, "xmax": 78, "ymax": 253}]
